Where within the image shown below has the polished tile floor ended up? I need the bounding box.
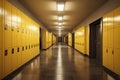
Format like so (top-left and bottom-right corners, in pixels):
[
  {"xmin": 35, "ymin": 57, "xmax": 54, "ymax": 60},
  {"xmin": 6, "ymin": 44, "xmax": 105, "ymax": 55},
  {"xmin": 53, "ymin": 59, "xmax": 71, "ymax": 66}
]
[{"xmin": 11, "ymin": 43, "xmax": 115, "ymax": 80}]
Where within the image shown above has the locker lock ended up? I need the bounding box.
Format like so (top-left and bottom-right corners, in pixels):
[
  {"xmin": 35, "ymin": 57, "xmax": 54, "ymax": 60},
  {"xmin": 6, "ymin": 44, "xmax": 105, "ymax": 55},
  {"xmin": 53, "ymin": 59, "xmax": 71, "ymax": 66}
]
[
  {"xmin": 5, "ymin": 50, "xmax": 8, "ymax": 56},
  {"xmin": 4, "ymin": 24, "xmax": 8, "ymax": 30},
  {"xmin": 112, "ymin": 50, "xmax": 114, "ymax": 54},
  {"xmin": 106, "ymin": 49, "xmax": 108, "ymax": 53},
  {"xmin": 17, "ymin": 48, "xmax": 19, "ymax": 52},
  {"xmin": 17, "ymin": 28, "xmax": 19, "ymax": 32},
  {"xmin": 11, "ymin": 26, "xmax": 14, "ymax": 31},
  {"xmin": 26, "ymin": 46, "xmax": 27, "ymax": 50},
  {"xmin": 22, "ymin": 47, "xmax": 24, "ymax": 51},
  {"xmin": 12, "ymin": 48, "xmax": 14, "ymax": 54},
  {"xmin": 29, "ymin": 45, "xmax": 30, "ymax": 49}
]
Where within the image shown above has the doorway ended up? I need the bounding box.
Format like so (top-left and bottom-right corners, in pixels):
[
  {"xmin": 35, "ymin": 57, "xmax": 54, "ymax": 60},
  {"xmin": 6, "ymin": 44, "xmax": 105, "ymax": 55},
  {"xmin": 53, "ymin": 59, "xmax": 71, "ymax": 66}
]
[
  {"xmin": 72, "ymin": 33, "xmax": 75, "ymax": 48},
  {"xmin": 40, "ymin": 28, "xmax": 42, "ymax": 50},
  {"xmin": 89, "ymin": 18, "xmax": 102, "ymax": 65}
]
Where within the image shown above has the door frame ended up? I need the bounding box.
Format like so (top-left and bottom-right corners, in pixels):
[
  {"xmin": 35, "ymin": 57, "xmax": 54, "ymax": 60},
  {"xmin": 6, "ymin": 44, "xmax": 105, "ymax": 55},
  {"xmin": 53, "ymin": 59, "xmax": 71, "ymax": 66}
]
[{"xmin": 89, "ymin": 18, "xmax": 103, "ymax": 64}]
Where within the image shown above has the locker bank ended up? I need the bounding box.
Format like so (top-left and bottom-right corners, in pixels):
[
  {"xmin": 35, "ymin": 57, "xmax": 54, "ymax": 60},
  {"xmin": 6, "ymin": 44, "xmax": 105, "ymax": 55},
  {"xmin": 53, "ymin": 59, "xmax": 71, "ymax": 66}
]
[{"xmin": 0, "ymin": 0, "xmax": 120, "ymax": 80}]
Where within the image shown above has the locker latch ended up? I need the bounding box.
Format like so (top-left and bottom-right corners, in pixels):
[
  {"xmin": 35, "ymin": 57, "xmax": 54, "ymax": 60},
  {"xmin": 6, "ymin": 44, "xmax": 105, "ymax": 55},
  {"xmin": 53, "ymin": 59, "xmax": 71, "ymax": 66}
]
[
  {"xmin": 106, "ymin": 49, "xmax": 108, "ymax": 53},
  {"xmin": 26, "ymin": 46, "xmax": 27, "ymax": 50},
  {"xmin": 22, "ymin": 47, "xmax": 24, "ymax": 51},
  {"xmin": 5, "ymin": 50, "xmax": 8, "ymax": 56},
  {"xmin": 12, "ymin": 48, "xmax": 14, "ymax": 54},
  {"xmin": 4, "ymin": 24, "xmax": 8, "ymax": 30},
  {"xmin": 11, "ymin": 26, "xmax": 14, "ymax": 31},
  {"xmin": 17, "ymin": 27, "xmax": 19, "ymax": 32},
  {"xmin": 29, "ymin": 45, "xmax": 30, "ymax": 49},
  {"xmin": 17, "ymin": 48, "xmax": 19, "ymax": 52}
]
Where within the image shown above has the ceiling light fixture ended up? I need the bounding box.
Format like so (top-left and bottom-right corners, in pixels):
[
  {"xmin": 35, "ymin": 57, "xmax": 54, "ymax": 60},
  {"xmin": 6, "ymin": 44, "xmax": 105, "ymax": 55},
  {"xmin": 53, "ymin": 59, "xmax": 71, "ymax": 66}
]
[
  {"xmin": 57, "ymin": 2, "xmax": 64, "ymax": 11},
  {"xmin": 58, "ymin": 27, "xmax": 62, "ymax": 28},
  {"xmin": 58, "ymin": 23, "xmax": 62, "ymax": 25},
  {"xmin": 58, "ymin": 16, "xmax": 63, "ymax": 20}
]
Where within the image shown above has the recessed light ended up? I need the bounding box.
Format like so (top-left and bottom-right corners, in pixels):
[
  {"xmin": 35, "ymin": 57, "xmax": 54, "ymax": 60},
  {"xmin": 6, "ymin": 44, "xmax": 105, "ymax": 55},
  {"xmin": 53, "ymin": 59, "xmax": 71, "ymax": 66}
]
[
  {"xmin": 58, "ymin": 16, "xmax": 63, "ymax": 20},
  {"xmin": 57, "ymin": 2, "xmax": 64, "ymax": 11},
  {"xmin": 58, "ymin": 27, "xmax": 62, "ymax": 28},
  {"xmin": 58, "ymin": 23, "xmax": 62, "ymax": 25}
]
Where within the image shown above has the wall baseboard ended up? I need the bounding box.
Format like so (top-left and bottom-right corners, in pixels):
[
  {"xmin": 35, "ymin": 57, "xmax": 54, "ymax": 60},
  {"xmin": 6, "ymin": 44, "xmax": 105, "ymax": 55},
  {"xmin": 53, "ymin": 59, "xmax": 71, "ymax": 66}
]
[{"xmin": 102, "ymin": 66, "xmax": 120, "ymax": 80}]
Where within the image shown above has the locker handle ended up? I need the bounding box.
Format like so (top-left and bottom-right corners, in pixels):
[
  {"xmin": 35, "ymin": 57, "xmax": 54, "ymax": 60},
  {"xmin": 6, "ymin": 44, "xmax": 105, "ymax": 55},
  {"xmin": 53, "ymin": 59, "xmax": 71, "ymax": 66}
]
[
  {"xmin": 12, "ymin": 48, "xmax": 14, "ymax": 54},
  {"xmin": 17, "ymin": 48, "xmax": 19, "ymax": 52},
  {"xmin": 5, "ymin": 50, "xmax": 8, "ymax": 56},
  {"xmin": 22, "ymin": 47, "xmax": 24, "ymax": 51},
  {"xmin": 106, "ymin": 49, "xmax": 108, "ymax": 53},
  {"xmin": 17, "ymin": 28, "xmax": 19, "ymax": 32},
  {"xmin": 112, "ymin": 50, "xmax": 114, "ymax": 54},
  {"xmin": 11, "ymin": 26, "xmax": 14, "ymax": 31},
  {"xmin": 26, "ymin": 46, "xmax": 27, "ymax": 50},
  {"xmin": 29, "ymin": 45, "xmax": 30, "ymax": 49},
  {"xmin": 4, "ymin": 24, "xmax": 8, "ymax": 30}
]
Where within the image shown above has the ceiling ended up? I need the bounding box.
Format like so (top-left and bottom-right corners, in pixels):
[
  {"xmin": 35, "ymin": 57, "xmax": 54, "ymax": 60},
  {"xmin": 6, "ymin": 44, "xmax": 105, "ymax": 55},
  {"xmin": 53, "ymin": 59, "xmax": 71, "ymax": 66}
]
[{"xmin": 16, "ymin": 0, "xmax": 108, "ymax": 36}]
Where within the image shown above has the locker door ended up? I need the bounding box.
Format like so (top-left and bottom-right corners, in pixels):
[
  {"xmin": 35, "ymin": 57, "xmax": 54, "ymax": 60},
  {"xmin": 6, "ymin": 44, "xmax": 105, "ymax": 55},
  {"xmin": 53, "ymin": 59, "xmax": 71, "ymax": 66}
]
[
  {"xmin": 4, "ymin": 49, "xmax": 12, "ymax": 76},
  {"xmin": 11, "ymin": 47, "xmax": 18, "ymax": 71},
  {"xmin": 4, "ymin": 0, "xmax": 12, "ymax": 48},
  {"xmin": 11, "ymin": 6, "xmax": 17, "ymax": 47},
  {"xmin": 0, "ymin": 23, "xmax": 3, "ymax": 51},
  {"xmin": 0, "ymin": 9, "xmax": 3, "ymax": 78},
  {"xmin": 11, "ymin": 6, "xmax": 18, "ymax": 71},
  {"xmin": 103, "ymin": 15, "xmax": 108, "ymax": 67},
  {"xmin": 17, "ymin": 47, "xmax": 21, "ymax": 67},
  {"xmin": 107, "ymin": 11, "xmax": 114, "ymax": 71},
  {"xmin": 17, "ymin": 10, "xmax": 22, "ymax": 67},
  {"xmin": 113, "ymin": 7, "xmax": 120, "ymax": 75},
  {"xmin": 114, "ymin": 49, "xmax": 120, "ymax": 75},
  {"xmin": 107, "ymin": 48, "xmax": 114, "ymax": 71},
  {"xmin": 114, "ymin": 8, "xmax": 120, "ymax": 49},
  {"xmin": 0, "ymin": 50, "xmax": 3, "ymax": 79},
  {"xmin": 4, "ymin": 1, "xmax": 12, "ymax": 76}
]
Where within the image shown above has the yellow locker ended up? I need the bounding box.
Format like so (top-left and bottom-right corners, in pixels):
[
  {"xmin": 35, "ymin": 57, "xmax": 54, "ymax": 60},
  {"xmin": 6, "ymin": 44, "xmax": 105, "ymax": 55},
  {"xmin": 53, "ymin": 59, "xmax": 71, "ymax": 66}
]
[
  {"xmin": 11, "ymin": 47, "xmax": 18, "ymax": 71},
  {"xmin": 114, "ymin": 49, "xmax": 120, "ymax": 75},
  {"xmin": 114, "ymin": 8, "xmax": 120, "ymax": 49},
  {"xmin": 102, "ymin": 47, "xmax": 108, "ymax": 67},
  {"xmin": 11, "ymin": 6, "xmax": 17, "ymax": 47},
  {"xmin": 4, "ymin": 0, "xmax": 12, "ymax": 48},
  {"xmin": 17, "ymin": 8, "xmax": 21, "ymax": 47},
  {"xmin": 107, "ymin": 48, "xmax": 114, "ymax": 71},
  {"xmin": 4, "ymin": 48, "xmax": 12, "ymax": 76},
  {"xmin": 0, "ymin": 50, "xmax": 3, "ymax": 79},
  {"xmin": 4, "ymin": 0, "xmax": 12, "ymax": 76},
  {"xmin": 0, "ymin": 0, "xmax": 3, "ymax": 62},
  {"xmin": 102, "ymin": 7, "xmax": 120, "ymax": 75},
  {"xmin": 17, "ymin": 47, "xmax": 21, "ymax": 67},
  {"xmin": 113, "ymin": 7, "xmax": 120, "ymax": 75},
  {"xmin": 21, "ymin": 46, "xmax": 25, "ymax": 65},
  {"xmin": 0, "ymin": 23, "xmax": 3, "ymax": 50}
]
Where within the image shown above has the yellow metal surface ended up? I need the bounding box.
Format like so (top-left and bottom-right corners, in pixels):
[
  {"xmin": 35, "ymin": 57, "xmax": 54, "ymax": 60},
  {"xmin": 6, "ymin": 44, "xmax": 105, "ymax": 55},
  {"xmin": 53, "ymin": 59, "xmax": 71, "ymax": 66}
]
[
  {"xmin": 102, "ymin": 7, "xmax": 120, "ymax": 75},
  {"xmin": 4, "ymin": 48, "xmax": 12, "ymax": 76}
]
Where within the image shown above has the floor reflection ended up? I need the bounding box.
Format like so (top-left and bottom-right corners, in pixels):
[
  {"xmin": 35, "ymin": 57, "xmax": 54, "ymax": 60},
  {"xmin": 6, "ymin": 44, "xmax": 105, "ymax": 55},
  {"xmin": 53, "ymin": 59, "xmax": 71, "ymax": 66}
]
[{"xmin": 11, "ymin": 43, "xmax": 115, "ymax": 80}]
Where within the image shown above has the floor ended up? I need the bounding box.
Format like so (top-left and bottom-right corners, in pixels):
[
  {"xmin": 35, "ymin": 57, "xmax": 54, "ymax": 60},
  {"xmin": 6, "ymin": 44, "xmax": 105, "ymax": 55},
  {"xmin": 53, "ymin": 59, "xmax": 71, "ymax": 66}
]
[{"xmin": 10, "ymin": 43, "xmax": 115, "ymax": 80}]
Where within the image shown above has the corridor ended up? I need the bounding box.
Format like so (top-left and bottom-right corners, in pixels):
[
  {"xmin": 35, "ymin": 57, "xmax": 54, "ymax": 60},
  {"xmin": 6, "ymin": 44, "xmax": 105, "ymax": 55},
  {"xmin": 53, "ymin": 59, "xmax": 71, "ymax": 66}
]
[{"xmin": 8, "ymin": 43, "xmax": 115, "ymax": 80}]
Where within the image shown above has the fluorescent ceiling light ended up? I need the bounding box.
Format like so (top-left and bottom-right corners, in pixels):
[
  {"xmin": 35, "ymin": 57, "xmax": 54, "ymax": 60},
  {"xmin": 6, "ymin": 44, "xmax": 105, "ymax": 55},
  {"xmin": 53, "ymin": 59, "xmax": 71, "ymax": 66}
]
[
  {"xmin": 58, "ymin": 23, "xmax": 62, "ymax": 25},
  {"xmin": 58, "ymin": 16, "xmax": 63, "ymax": 20},
  {"xmin": 58, "ymin": 27, "xmax": 62, "ymax": 28},
  {"xmin": 57, "ymin": 3, "xmax": 64, "ymax": 11}
]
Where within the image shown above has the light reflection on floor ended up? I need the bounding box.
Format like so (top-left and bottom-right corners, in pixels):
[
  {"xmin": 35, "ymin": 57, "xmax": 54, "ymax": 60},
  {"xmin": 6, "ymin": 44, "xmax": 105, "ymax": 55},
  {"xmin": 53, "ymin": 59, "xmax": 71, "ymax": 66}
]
[{"xmin": 12, "ymin": 44, "xmax": 115, "ymax": 80}]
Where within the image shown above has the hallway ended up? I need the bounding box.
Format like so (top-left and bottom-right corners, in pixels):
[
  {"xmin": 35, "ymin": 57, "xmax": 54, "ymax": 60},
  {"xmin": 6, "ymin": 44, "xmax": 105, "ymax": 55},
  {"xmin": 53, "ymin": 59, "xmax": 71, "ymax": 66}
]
[{"xmin": 8, "ymin": 43, "xmax": 115, "ymax": 80}]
